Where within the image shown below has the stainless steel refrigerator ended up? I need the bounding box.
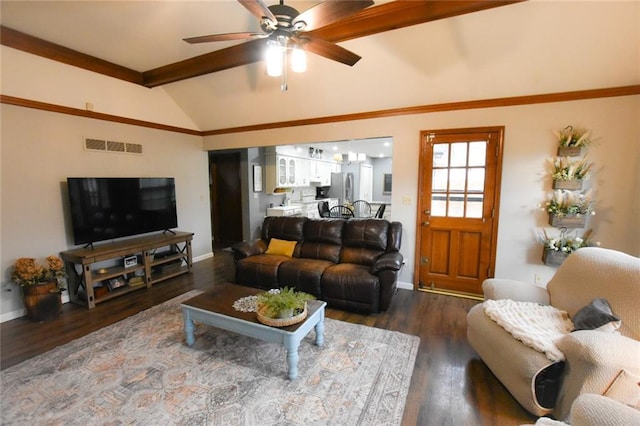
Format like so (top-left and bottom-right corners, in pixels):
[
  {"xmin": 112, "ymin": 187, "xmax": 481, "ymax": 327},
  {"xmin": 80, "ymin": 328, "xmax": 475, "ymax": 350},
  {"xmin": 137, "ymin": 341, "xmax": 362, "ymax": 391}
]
[{"xmin": 327, "ymin": 172, "xmax": 354, "ymax": 205}]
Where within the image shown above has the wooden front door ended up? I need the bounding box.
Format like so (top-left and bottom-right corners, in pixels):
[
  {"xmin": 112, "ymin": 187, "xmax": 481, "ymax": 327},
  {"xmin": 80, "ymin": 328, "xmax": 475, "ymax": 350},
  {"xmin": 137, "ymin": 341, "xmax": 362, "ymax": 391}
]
[{"xmin": 415, "ymin": 127, "xmax": 504, "ymax": 297}]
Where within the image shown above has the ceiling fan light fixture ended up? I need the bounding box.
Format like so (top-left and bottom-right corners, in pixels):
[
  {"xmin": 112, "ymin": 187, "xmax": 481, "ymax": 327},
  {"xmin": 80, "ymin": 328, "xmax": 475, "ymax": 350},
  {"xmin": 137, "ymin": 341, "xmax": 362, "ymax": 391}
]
[
  {"xmin": 265, "ymin": 41, "xmax": 284, "ymax": 77},
  {"xmin": 291, "ymin": 47, "xmax": 306, "ymax": 73}
]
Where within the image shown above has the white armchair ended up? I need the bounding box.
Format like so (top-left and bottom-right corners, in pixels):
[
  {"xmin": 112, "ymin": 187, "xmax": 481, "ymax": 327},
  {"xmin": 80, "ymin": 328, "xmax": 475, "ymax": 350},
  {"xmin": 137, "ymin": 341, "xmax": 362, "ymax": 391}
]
[{"xmin": 467, "ymin": 247, "xmax": 640, "ymax": 422}]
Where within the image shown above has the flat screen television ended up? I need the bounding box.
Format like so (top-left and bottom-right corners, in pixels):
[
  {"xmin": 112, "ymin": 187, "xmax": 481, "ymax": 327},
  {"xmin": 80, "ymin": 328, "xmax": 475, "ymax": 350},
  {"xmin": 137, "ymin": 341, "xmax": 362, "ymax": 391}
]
[{"xmin": 67, "ymin": 177, "xmax": 178, "ymax": 245}]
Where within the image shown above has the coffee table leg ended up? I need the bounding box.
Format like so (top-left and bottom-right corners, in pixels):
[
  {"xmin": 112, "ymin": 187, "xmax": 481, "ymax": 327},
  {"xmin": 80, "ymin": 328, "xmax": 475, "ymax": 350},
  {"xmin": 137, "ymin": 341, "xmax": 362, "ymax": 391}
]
[
  {"xmin": 284, "ymin": 336, "xmax": 300, "ymax": 380},
  {"xmin": 183, "ymin": 309, "xmax": 195, "ymax": 346},
  {"xmin": 315, "ymin": 310, "xmax": 325, "ymax": 347}
]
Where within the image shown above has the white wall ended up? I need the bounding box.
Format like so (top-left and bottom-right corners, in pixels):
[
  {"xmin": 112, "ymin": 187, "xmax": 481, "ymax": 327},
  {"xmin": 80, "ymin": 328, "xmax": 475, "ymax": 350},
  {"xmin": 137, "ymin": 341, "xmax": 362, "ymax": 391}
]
[
  {"xmin": 203, "ymin": 95, "xmax": 640, "ymax": 288},
  {"xmin": 1, "ymin": 105, "xmax": 212, "ymax": 321}
]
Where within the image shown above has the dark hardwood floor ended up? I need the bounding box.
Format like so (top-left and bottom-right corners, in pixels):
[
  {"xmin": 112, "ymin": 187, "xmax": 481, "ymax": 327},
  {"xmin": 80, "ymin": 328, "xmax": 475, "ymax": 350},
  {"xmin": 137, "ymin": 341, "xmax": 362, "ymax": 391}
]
[{"xmin": 1, "ymin": 251, "xmax": 536, "ymax": 425}]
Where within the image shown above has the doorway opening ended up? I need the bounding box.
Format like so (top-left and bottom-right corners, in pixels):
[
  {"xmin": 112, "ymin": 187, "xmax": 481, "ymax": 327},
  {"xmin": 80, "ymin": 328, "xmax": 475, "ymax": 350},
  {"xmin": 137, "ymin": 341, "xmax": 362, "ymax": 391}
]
[{"xmin": 209, "ymin": 151, "xmax": 243, "ymax": 251}]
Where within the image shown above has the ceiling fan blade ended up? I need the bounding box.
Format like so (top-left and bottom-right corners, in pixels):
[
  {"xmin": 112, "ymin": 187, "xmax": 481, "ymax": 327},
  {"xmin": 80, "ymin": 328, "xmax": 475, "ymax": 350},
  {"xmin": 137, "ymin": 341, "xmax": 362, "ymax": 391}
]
[
  {"xmin": 183, "ymin": 32, "xmax": 265, "ymax": 44},
  {"xmin": 294, "ymin": 0, "xmax": 374, "ymax": 32},
  {"xmin": 300, "ymin": 36, "xmax": 361, "ymax": 67},
  {"xmin": 238, "ymin": 0, "xmax": 277, "ymax": 23}
]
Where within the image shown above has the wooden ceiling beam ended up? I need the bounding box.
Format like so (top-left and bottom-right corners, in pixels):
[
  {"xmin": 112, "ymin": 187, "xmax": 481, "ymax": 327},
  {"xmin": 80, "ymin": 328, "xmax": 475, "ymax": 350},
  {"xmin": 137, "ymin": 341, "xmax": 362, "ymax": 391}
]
[
  {"xmin": 0, "ymin": 26, "xmax": 143, "ymax": 85},
  {"xmin": 2, "ymin": 1, "xmax": 526, "ymax": 88}
]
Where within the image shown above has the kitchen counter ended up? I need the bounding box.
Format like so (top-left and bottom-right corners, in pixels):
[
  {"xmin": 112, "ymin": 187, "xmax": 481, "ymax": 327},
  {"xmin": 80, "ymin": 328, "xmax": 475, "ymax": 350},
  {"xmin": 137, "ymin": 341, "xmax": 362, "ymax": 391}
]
[{"xmin": 266, "ymin": 205, "xmax": 303, "ymax": 217}]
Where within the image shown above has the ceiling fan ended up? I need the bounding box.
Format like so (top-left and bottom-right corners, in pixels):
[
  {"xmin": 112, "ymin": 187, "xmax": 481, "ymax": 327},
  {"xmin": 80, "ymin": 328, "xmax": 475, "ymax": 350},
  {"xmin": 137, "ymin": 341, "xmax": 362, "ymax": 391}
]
[{"xmin": 183, "ymin": 0, "xmax": 374, "ymax": 89}]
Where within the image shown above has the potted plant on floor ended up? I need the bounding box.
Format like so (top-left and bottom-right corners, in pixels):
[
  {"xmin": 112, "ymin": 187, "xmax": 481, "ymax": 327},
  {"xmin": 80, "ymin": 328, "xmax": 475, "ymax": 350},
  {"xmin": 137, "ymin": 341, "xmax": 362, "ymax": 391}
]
[
  {"xmin": 12, "ymin": 256, "xmax": 66, "ymax": 322},
  {"xmin": 256, "ymin": 287, "xmax": 315, "ymax": 327}
]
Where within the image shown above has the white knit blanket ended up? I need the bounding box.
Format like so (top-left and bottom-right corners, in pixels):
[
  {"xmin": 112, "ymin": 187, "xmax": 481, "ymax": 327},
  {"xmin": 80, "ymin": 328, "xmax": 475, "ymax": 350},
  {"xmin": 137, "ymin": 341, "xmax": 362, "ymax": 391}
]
[{"xmin": 483, "ymin": 299, "xmax": 574, "ymax": 361}]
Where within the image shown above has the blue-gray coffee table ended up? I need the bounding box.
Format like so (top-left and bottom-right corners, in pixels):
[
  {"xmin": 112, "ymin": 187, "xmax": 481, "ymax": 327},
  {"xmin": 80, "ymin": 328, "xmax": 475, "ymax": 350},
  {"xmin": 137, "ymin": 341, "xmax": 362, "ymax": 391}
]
[{"xmin": 181, "ymin": 283, "xmax": 326, "ymax": 380}]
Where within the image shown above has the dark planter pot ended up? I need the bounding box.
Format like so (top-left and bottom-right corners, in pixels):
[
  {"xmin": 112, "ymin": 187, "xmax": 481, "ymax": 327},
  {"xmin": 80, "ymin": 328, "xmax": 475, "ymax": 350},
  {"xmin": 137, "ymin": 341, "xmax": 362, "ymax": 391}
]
[
  {"xmin": 22, "ymin": 281, "xmax": 62, "ymax": 322},
  {"xmin": 542, "ymin": 247, "xmax": 569, "ymax": 267},
  {"xmin": 548, "ymin": 213, "xmax": 586, "ymax": 228}
]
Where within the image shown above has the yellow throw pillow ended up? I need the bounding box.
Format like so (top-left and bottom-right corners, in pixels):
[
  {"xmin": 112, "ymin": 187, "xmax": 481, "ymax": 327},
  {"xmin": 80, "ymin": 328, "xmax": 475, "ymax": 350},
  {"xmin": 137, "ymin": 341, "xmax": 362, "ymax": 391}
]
[{"xmin": 265, "ymin": 238, "xmax": 297, "ymax": 257}]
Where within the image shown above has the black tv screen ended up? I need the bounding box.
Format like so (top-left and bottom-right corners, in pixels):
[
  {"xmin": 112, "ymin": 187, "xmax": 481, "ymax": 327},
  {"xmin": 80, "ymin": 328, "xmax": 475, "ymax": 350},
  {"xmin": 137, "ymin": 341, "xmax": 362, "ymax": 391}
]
[{"xmin": 67, "ymin": 177, "xmax": 178, "ymax": 245}]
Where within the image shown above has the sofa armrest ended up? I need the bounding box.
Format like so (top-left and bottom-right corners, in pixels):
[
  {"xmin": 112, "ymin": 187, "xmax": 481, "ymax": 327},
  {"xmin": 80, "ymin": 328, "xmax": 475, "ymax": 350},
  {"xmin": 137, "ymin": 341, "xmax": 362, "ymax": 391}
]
[
  {"xmin": 231, "ymin": 240, "xmax": 267, "ymax": 260},
  {"xmin": 553, "ymin": 331, "xmax": 640, "ymax": 420},
  {"xmin": 370, "ymin": 252, "xmax": 403, "ymax": 274},
  {"xmin": 482, "ymin": 278, "xmax": 550, "ymax": 304},
  {"xmin": 570, "ymin": 394, "xmax": 640, "ymax": 426}
]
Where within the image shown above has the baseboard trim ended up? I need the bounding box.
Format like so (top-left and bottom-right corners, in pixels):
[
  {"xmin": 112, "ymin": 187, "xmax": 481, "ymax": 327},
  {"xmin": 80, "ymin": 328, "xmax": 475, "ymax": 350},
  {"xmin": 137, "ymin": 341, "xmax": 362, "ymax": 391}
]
[
  {"xmin": 417, "ymin": 287, "xmax": 484, "ymax": 301},
  {"xmin": 397, "ymin": 281, "xmax": 413, "ymax": 291}
]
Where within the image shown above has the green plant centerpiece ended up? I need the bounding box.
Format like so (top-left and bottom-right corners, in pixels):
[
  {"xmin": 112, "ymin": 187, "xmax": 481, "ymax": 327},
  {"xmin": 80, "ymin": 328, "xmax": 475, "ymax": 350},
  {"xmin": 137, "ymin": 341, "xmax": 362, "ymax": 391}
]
[{"xmin": 257, "ymin": 287, "xmax": 315, "ymax": 321}]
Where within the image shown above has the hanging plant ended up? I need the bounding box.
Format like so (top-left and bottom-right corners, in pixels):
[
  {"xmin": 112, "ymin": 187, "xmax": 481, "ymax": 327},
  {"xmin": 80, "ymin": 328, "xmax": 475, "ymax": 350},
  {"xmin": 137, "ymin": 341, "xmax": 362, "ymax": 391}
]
[
  {"xmin": 548, "ymin": 156, "xmax": 592, "ymax": 181},
  {"xmin": 554, "ymin": 125, "xmax": 592, "ymax": 148},
  {"xmin": 543, "ymin": 190, "xmax": 595, "ymax": 217}
]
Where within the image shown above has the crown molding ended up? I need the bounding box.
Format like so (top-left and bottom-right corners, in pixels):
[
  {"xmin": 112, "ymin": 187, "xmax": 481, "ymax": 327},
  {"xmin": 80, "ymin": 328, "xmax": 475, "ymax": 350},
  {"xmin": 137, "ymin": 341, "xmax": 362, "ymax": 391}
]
[{"xmin": 3, "ymin": 85, "xmax": 639, "ymax": 137}]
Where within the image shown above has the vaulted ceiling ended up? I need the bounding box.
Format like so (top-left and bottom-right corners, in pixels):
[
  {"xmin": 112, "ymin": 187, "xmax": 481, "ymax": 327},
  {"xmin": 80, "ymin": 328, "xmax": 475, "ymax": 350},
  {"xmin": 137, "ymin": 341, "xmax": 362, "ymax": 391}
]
[{"xmin": 11, "ymin": 1, "xmax": 609, "ymax": 133}]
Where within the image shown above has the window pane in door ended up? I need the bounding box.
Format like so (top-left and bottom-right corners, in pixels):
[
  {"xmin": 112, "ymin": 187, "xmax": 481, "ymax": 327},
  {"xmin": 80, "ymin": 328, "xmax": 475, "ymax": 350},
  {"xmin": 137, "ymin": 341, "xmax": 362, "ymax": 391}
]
[
  {"xmin": 450, "ymin": 143, "xmax": 468, "ymax": 167},
  {"xmin": 433, "ymin": 144, "xmax": 449, "ymax": 167},
  {"xmin": 432, "ymin": 169, "xmax": 448, "ymax": 191},
  {"xmin": 468, "ymin": 142, "xmax": 487, "ymax": 166},
  {"xmin": 467, "ymin": 168, "xmax": 485, "ymax": 191},
  {"xmin": 449, "ymin": 168, "xmax": 466, "ymax": 191},
  {"xmin": 466, "ymin": 194, "xmax": 484, "ymax": 218},
  {"xmin": 431, "ymin": 195, "xmax": 446, "ymax": 216},
  {"xmin": 448, "ymin": 195, "xmax": 464, "ymax": 217}
]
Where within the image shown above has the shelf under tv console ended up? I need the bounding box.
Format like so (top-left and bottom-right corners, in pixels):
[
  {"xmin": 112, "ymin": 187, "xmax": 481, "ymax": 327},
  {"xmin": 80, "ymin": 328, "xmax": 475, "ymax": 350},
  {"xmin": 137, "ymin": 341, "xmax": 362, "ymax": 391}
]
[{"xmin": 60, "ymin": 231, "xmax": 193, "ymax": 309}]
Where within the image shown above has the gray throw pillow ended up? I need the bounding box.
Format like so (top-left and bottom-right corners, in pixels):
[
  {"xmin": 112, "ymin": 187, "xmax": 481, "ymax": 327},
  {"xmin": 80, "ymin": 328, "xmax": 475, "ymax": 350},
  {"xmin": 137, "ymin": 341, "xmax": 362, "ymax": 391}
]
[{"xmin": 572, "ymin": 298, "xmax": 621, "ymax": 331}]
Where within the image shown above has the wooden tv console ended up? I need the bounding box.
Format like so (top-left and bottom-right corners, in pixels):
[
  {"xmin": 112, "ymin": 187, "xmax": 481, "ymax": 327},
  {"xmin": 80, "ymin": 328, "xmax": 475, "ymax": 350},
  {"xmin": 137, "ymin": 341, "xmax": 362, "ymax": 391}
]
[{"xmin": 60, "ymin": 231, "xmax": 193, "ymax": 309}]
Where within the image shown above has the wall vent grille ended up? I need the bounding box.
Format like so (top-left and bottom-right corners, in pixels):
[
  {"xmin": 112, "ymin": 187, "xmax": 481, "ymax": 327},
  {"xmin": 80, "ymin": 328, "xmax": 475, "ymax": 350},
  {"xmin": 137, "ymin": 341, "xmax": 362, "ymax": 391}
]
[
  {"xmin": 107, "ymin": 141, "xmax": 125, "ymax": 152},
  {"xmin": 126, "ymin": 143, "xmax": 143, "ymax": 154},
  {"xmin": 84, "ymin": 138, "xmax": 143, "ymax": 155},
  {"xmin": 84, "ymin": 138, "xmax": 107, "ymax": 151}
]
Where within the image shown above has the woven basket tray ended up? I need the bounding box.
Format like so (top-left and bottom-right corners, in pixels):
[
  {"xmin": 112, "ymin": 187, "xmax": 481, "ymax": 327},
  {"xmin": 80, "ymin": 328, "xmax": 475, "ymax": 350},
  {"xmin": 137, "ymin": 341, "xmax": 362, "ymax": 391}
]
[{"xmin": 256, "ymin": 303, "xmax": 307, "ymax": 327}]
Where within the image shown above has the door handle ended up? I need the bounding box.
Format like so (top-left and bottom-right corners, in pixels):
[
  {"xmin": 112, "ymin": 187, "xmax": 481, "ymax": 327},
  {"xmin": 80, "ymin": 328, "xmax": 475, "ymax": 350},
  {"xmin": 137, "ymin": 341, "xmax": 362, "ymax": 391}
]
[
  {"xmin": 424, "ymin": 209, "xmax": 431, "ymax": 215},
  {"xmin": 422, "ymin": 221, "xmax": 430, "ymax": 226}
]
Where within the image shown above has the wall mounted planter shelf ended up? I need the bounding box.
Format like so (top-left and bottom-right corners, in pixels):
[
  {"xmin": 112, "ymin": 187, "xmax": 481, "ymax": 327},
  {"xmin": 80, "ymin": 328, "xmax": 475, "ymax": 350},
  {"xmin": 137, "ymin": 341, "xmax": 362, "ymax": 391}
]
[
  {"xmin": 548, "ymin": 213, "xmax": 586, "ymax": 228},
  {"xmin": 542, "ymin": 248, "xmax": 569, "ymax": 267},
  {"xmin": 557, "ymin": 146, "xmax": 585, "ymax": 157},
  {"xmin": 552, "ymin": 179, "xmax": 584, "ymax": 191}
]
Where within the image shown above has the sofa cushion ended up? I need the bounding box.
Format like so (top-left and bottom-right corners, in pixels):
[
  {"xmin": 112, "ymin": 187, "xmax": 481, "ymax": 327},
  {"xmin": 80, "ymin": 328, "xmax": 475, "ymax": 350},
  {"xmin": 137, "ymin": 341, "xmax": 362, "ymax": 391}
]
[
  {"xmin": 604, "ymin": 369, "xmax": 640, "ymax": 408},
  {"xmin": 261, "ymin": 216, "xmax": 307, "ymax": 242},
  {"xmin": 572, "ymin": 298, "xmax": 621, "ymax": 332},
  {"xmin": 299, "ymin": 219, "xmax": 344, "ymax": 262},
  {"xmin": 321, "ymin": 263, "xmax": 380, "ymax": 313},
  {"xmin": 265, "ymin": 238, "xmax": 297, "ymax": 257},
  {"xmin": 342, "ymin": 219, "xmax": 388, "ymax": 250},
  {"xmin": 547, "ymin": 247, "xmax": 640, "ymax": 341},
  {"xmin": 235, "ymin": 254, "xmax": 290, "ymax": 290},
  {"xmin": 278, "ymin": 258, "xmax": 333, "ymax": 297}
]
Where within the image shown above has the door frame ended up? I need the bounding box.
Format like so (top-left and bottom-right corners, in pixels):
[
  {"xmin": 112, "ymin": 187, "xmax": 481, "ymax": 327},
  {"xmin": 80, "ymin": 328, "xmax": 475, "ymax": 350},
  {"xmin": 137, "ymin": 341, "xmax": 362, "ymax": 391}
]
[{"xmin": 413, "ymin": 126, "xmax": 504, "ymax": 298}]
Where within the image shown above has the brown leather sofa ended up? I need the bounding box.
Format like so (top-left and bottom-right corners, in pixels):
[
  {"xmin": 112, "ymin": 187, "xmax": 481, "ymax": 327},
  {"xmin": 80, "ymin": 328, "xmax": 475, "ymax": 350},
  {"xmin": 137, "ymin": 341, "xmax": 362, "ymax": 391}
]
[{"xmin": 231, "ymin": 216, "xmax": 403, "ymax": 313}]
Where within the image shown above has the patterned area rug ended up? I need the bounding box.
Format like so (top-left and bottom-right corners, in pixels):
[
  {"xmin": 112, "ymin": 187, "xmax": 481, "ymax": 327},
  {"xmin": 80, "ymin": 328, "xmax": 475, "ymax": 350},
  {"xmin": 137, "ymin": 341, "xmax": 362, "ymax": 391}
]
[{"xmin": 1, "ymin": 290, "xmax": 420, "ymax": 425}]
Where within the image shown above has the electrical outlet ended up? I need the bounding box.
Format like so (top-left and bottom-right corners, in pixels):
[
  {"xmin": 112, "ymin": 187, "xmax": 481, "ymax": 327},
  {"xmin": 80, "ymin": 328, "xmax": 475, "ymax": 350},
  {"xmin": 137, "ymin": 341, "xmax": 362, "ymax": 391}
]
[
  {"xmin": 534, "ymin": 274, "xmax": 542, "ymax": 284},
  {"xmin": 402, "ymin": 196, "xmax": 411, "ymax": 205}
]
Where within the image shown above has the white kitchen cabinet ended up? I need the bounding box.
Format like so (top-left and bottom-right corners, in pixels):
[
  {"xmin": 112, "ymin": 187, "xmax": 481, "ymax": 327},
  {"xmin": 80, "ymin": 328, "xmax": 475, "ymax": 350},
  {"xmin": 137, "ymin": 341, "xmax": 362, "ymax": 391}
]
[{"xmin": 265, "ymin": 147, "xmax": 340, "ymax": 193}]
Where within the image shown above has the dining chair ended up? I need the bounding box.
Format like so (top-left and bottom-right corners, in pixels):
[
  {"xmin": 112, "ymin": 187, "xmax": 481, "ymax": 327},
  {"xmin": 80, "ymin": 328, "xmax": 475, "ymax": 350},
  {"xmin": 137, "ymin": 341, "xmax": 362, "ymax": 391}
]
[
  {"xmin": 351, "ymin": 200, "xmax": 372, "ymax": 218},
  {"xmin": 374, "ymin": 204, "xmax": 386, "ymax": 219},
  {"xmin": 317, "ymin": 201, "xmax": 330, "ymax": 218},
  {"xmin": 329, "ymin": 205, "xmax": 354, "ymax": 218}
]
